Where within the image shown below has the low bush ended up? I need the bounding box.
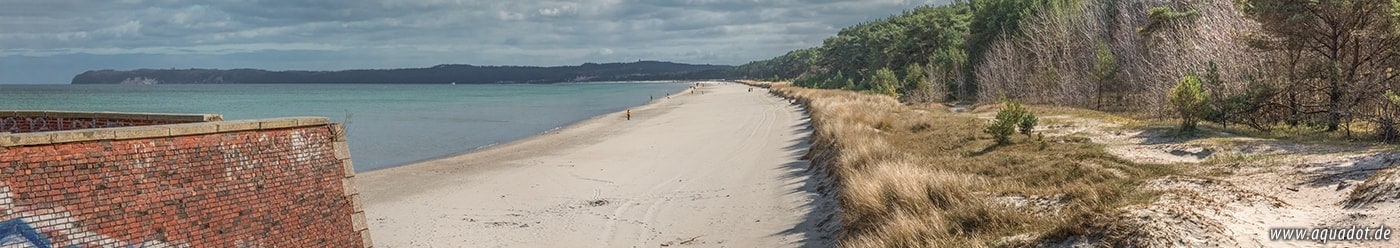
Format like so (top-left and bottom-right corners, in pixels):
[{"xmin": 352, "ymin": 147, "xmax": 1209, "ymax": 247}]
[
  {"xmin": 1168, "ymin": 73, "xmax": 1209, "ymax": 132},
  {"xmin": 869, "ymin": 68, "xmax": 901, "ymax": 98},
  {"xmin": 985, "ymin": 100, "xmax": 1033, "ymax": 144},
  {"xmin": 1139, "ymin": 5, "xmax": 1200, "ymax": 35},
  {"xmin": 1019, "ymin": 112, "xmax": 1038, "ymax": 137}
]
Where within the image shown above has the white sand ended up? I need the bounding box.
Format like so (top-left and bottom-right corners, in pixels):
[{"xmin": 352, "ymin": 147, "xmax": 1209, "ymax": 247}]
[{"xmin": 358, "ymin": 82, "xmax": 834, "ymax": 247}]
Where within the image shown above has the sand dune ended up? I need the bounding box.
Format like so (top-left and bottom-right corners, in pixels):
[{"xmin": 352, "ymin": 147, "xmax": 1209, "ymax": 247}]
[{"xmin": 358, "ymin": 82, "xmax": 834, "ymax": 247}]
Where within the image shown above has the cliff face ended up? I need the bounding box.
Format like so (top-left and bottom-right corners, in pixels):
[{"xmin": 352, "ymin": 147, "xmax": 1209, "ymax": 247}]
[{"xmin": 70, "ymin": 61, "xmax": 732, "ymax": 84}]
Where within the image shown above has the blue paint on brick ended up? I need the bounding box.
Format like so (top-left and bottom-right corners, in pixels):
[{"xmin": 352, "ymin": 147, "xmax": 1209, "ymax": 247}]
[{"xmin": 0, "ymin": 218, "xmax": 53, "ymax": 248}]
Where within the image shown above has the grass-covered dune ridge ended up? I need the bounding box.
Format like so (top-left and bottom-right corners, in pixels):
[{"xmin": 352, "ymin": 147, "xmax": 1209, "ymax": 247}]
[
  {"xmin": 756, "ymin": 78, "xmax": 1400, "ymax": 246},
  {"xmin": 761, "ymin": 81, "xmax": 1179, "ymax": 246}
]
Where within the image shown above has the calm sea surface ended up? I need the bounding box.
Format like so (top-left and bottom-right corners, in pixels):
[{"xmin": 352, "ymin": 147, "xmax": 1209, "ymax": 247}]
[{"xmin": 0, "ymin": 82, "xmax": 690, "ymax": 171}]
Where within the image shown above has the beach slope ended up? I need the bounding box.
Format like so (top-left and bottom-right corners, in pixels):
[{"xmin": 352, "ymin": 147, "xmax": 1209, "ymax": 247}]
[{"xmin": 359, "ymin": 82, "xmax": 831, "ymax": 247}]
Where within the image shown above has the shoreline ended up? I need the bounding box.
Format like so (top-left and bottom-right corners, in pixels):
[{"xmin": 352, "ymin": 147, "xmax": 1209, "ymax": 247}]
[
  {"xmin": 358, "ymin": 81, "xmax": 833, "ymax": 247},
  {"xmin": 356, "ymin": 84, "xmax": 696, "ymax": 173},
  {"xmin": 356, "ymin": 82, "xmax": 701, "ymax": 203}
]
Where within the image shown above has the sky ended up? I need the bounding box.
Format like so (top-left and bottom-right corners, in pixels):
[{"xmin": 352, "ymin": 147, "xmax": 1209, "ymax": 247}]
[{"xmin": 0, "ymin": 0, "xmax": 948, "ymax": 84}]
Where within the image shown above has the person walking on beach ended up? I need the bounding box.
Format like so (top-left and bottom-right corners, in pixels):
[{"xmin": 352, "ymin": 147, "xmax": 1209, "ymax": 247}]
[{"xmin": 626, "ymin": 109, "xmax": 632, "ymax": 120}]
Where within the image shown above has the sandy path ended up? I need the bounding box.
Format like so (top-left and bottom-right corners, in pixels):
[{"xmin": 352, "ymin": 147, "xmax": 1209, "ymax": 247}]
[{"xmin": 358, "ymin": 82, "xmax": 833, "ymax": 247}]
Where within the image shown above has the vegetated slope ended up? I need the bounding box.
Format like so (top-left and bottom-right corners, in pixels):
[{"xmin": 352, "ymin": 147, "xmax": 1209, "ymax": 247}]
[
  {"xmin": 740, "ymin": 0, "xmax": 1398, "ymax": 136},
  {"xmin": 973, "ymin": 0, "xmax": 1263, "ymax": 113},
  {"xmin": 759, "ymin": 80, "xmax": 1400, "ymax": 247},
  {"xmin": 759, "ymin": 81, "xmax": 1177, "ymax": 246},
  {"xmin": 70, "ymin": 61, "xmax": 731, "ymax": 84},
  {"xmin": 736, "ymin": 0, "xmax": 1261, "ymax": 110},
  {"xmin": 739, "ymin": 0, "xmax": 1398, "ymax": 246}
]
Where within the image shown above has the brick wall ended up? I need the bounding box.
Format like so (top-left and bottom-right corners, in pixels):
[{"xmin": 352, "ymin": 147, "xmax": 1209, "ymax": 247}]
[
  {"xmin": 0, "ymin": 114, "xmax": 369, "ymax": 248},
  {"xmin": 0, "ymin": 111, "xmax": 222, "ymax": 133}
]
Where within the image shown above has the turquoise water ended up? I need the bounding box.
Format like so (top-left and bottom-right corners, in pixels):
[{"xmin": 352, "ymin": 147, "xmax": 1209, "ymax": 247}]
[{"xmin": 0, "ymin": 82, "xmax": 690, "ymax": 171}]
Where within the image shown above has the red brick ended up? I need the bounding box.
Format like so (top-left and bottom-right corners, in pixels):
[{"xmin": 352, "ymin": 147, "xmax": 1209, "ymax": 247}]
[{"xmin": 1, "ymin": 124, "xmax": 362, "ymax": 247}]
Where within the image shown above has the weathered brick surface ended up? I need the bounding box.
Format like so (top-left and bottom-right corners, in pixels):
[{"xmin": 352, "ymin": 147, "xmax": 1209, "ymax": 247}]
[
  {"xmin": 0, "ymin": 117, "xmax": 178, "ymax": 133},
  {"xmin": 0, "ymin": 124, "xmax": 366, "ymax": 247}
]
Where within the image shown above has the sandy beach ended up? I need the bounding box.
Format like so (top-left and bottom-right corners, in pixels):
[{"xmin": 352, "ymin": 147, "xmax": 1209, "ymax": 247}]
[{"xmin": 358, "ymin": 82, "xmax": 834, "ymax": 247}]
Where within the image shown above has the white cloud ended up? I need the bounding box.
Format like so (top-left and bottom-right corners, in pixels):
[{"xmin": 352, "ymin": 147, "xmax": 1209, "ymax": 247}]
[
  {"xmin": 101, "ymin": 20, "xmax": 142, "ymax": 37},
  {"xmin": 538, "ymin": 5, "xmax": 577, "ymax": 17},
  {"xmin": 498, "ymin": 10, "xmax": 525, "ymax": 21}
]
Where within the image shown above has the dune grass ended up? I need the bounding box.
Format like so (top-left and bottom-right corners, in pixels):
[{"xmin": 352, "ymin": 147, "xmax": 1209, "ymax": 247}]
[{"xmin": 764, "ymin": 82, "xmax": 1179, "ymax": 247}]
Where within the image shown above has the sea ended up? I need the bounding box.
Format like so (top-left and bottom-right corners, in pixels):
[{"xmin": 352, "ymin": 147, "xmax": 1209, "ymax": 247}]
[{"xmin": 0, "ymin": 82, "xmax": 692, "ymax": 171}]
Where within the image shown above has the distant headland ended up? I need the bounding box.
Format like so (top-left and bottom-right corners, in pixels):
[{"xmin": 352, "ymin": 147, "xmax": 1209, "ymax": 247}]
[{"xmin": 70, "ymin": 61, "xmax": 733, "ymax": 84}]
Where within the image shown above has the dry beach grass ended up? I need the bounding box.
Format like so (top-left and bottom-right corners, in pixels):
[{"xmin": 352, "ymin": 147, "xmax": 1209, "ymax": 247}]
[
  {"xmin": 762, "ymin": 82, "xmax": 1177, "ymax": 246},
  {"xmin": 754, "ymin": 80, "xmax": 1400, "ymax": 247}
]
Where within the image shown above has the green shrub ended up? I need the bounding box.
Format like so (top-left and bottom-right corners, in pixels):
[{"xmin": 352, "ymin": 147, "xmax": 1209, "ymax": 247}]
[
  {"xmin": 1092, "ymin": 43, "xmax": 1122, "ymax": 109},
  {"xmin": 1200, "ymin": 61, "xmax": 1229, "ymax": 127},
  {"xmin": 985, "ymin": 100, "xmax": 1032, "ymax": 144},
  {"xmin": 1169, "ymin": 73, "xmax": 1210, "ymax": 132},
  {"xmin": 1019, "ymin": 112, "xmax": 1038, "ymax": 137},
  {"xmin": 902, "ymin": 63, "xmax": 931, "ymax": 102},
  {"xmin": 869, "ymin": 68, "xmax": 901, "ymax": 97},
  {"xmin": 1381, "ymin": 90, "xmax": 1400, "ymax": 141},
  {"xmin": 1139, "ymin": 6, "xmax": 1200, "ymax": 35}
]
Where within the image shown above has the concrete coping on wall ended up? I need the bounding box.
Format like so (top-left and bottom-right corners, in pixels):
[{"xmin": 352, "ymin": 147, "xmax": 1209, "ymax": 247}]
[
  {"xmin": 0, "ymin": 110, "xmax": 224, "ymax": 122},
  {"xmin": 0, "ymin": 116, "xmax": 333, "ymax": 147}
]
